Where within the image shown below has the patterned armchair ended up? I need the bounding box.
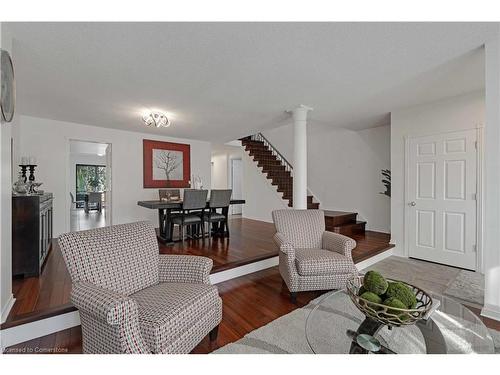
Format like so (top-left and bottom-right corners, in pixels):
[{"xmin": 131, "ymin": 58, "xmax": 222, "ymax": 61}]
[
  {"xmin": 58, "ymin": 221, "xmax": 222, "ymax": 354},
  {"xmin": 272, "ymin": 209, "xmax": 358, "ymax": 302}
]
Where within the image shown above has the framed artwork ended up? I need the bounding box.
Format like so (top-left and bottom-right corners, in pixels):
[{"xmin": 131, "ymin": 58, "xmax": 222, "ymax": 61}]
[{"xmin": 143, "ymin": 139, "xmax": 191, "ymax": 188}]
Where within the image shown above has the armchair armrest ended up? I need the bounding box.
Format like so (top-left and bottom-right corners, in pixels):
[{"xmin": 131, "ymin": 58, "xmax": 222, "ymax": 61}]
[
  {"xmin": 322, "ymin": 231, "xmax": 357, "ymax": 261},
  {"xmin": 158, "ymin": 255, "xmax": 212, "ymax": 284},
  {"xmin": 71, "ymin": 282, "xmax": 138, "ymax": 325},
  {"xmin": 273, "ymin": 232, "xmax": 295, "ymax": 257}
]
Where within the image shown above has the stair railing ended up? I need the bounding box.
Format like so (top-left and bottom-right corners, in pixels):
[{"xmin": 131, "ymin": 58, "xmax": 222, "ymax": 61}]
[{"xmin": 249, "ymin": 133, "xmax": 294, "ymax": 176}]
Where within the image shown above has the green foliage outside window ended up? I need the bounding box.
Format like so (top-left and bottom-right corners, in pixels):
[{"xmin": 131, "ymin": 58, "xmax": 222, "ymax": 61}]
[{"xmin": 76, "ymin": 164, "xmax": 106, "ymax": 193}]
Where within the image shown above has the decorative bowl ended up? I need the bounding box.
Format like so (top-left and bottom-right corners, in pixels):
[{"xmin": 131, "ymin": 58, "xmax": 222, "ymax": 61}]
[{"xmin": 346, "ymin": 275, "xmax": 433, "ymax": 327}]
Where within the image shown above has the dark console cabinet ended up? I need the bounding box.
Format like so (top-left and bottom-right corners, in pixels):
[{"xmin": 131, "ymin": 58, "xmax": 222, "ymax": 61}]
[{"xmin": 12, "ymin": 193, "xmax": 53, "ymax": 277}]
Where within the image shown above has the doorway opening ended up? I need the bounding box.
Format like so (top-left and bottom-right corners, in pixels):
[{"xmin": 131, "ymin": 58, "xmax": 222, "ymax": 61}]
[{"xmin": 69, "ymin": 140, "xmax": 112, "ymax": 232}]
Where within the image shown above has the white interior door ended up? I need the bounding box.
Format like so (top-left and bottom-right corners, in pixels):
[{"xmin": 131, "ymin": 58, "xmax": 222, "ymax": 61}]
[
  {"xmin": 407, "ymin": 129, "xmax": 477, "ymax": 270},
  {"xmin": 231, "ymin": 158, "xmax": 243, "ymax": 215}
]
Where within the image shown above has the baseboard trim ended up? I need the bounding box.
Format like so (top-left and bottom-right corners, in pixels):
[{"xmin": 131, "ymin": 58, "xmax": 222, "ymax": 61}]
[
  {"xmin": 1, "ymin": 294, "xmax": 15, "ymax": 324},
  {"xmin": 481, "ymin": 304, "xmax": 500, "ymax": 322},
  {"xmin": 355, "ymin": 248, "xmax": 393, "ymax": 270},
  {"xmin": 210, "ymin": 256, "xmax": 279, "ymax": 284},
  {"xmin": 1, "ymin": 310, "xmax": 81, "ymax": 349}
]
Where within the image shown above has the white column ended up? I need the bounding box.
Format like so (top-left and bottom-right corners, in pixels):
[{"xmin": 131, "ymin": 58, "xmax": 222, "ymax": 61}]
[
  {"xmin": 483, "ymin": 32, "xmax": 500, "ymax": 322},
  {"xmin": 291, "ymin": 105, "xmax": 313, "ymax": 209}
]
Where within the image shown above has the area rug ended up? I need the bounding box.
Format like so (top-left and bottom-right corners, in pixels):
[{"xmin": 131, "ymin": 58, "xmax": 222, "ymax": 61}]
[
  {"xmin": 214, "ymin": 292, "xmax": 500, "ymax": 354},
  {"xmin": 444, "ymin": 270, "xmax": 484, "ymax": 307}
]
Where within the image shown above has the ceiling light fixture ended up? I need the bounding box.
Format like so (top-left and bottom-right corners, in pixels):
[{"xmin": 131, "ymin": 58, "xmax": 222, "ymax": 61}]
[{"xmin": 142, "ymin": 111, "xmax": 171, "ymax": 128}]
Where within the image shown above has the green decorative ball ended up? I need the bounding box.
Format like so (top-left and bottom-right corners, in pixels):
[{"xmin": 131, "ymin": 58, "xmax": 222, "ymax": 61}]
[
  {"xmin": 360, "ymin": 291, "xmax": 382, "ymax": 305},
  {"xmin": 383, "ymin": 297, "xmax": 408, "ymax": 320},
  {"xmin": 358, "ymin": 286, "xmax": 367, "ymax": 296},
  {"xmin": 363, "ymin": 271, "xmax": 388, "ymax": 295},
  {"xmin": 386, "ymin": 282, "xmax": 417, "ymax": 309}
]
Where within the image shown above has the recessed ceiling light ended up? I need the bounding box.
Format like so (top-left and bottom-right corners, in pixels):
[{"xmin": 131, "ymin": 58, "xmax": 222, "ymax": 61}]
[{"xmin": 142, "ymin": 111, "xmax": 171, "ymax": 128}]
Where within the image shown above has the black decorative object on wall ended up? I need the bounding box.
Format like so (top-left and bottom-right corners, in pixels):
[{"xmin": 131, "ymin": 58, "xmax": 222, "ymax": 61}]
[{"xmin": 380, "ymin": 169, "xmax": 391, "ymax": 197}]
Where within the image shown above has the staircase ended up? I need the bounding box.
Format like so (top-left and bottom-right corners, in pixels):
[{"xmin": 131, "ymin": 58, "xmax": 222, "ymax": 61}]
[
  {"xmin": 240, "ymin": 134, "xmax": 319, "ymax": 209},
  {"xmin": 240, "ymin": 134, "xmax": 366, "ymax": 236},
  {"xmin": 324, "ymin": 210, "xmax": 366, "ymax": 236}
]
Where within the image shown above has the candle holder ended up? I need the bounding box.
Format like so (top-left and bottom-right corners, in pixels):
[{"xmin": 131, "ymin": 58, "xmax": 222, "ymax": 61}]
[
  {"xmin": 19, "ymin": 165, "xmax": 28, "ymax": 183},
  {"xmin": 28, "ymin": 165, "xmax": 37, "ymax": 182}
]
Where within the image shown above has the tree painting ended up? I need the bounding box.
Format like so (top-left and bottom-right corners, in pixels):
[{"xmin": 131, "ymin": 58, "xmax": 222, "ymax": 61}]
[{"xmin": 152, "ymin": 149, "xmax": 184, "ymax": 181}]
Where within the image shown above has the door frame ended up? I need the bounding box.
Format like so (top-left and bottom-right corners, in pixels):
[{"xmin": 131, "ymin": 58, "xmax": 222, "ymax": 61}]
[
  {"xmin": 65, "ymin": 138, "xmax": 113, "ymax": 233},
  {"xmin": 403, "ymin": 127, "xmax": 484, "ymax": 273}
]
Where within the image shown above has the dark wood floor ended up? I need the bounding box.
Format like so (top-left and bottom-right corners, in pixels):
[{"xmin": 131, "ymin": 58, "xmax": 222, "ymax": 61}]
[
  {"xmin": 4, "ymin": 266, "xmax": 323, "ymax": 354},
  {"xmin": 2, "ymin": 217, "xmax": 392, "ymax": 329},
  {"xmin": 6, "ymin": 264, "xmax": 500, "ymax": 354}
]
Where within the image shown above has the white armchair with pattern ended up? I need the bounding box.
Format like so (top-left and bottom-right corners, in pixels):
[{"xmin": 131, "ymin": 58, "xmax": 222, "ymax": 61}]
[
  {"xmin": 58, "ymin": 221, "xmax": 222, "ymax": 354},
  {"xmin": 272, "ymin": 209, "xmax": 358, "ymax": 302}
]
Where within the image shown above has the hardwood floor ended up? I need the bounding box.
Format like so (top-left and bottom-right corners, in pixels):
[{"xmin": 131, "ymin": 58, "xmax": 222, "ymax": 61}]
[
  {"xmin": 70, "ymin": 208, "xmax": 107, "ymax": 232},
  {"xmin": 3, "ymin": 217, "xmax": 392, "ymax": 328},
  {"xmin": 6, "ymin": 260, "xmax": 499, "ymax": 354},
  {"xmin": 159, "ymin": 216, "xmax": 279, "ymax": 272},
  {"xmin": 4, "ymin": 266, "xmax": 323, "ymax": 354}
]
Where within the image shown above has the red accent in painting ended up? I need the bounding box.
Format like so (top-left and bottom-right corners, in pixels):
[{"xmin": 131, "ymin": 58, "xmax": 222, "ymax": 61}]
[{"xmin": 143, "ymin": 139, "xmax": 191, "ymax": 188}]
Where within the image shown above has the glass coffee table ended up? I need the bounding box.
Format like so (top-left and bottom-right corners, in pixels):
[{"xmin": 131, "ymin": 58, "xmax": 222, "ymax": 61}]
[{"xmin": 305, "ymin": 290, "xmax": 494, "ymax": 354}]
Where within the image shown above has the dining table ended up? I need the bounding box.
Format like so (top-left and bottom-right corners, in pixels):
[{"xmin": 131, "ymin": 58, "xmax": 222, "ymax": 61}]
[{"xmin": 137, "ymin": 199, "xmax": 246, "ymax": 243}]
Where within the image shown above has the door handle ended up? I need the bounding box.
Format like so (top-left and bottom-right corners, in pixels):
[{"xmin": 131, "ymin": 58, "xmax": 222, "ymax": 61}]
[{"xmin": 408, "ymin": 201, "xmax": 416, "ymax": 207}]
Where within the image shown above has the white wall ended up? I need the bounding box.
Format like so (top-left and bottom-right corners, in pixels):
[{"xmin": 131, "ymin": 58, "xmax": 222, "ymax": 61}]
[
  {"xmin": 0, "ymin": 24, "xmax": 15, "ymax": 323},
  {"xmin": 69, "ymin": 153, "xmax": 107, "ymax": 197},
  {"xmin": 241, "ymin": 149, "xmax": 288, "ymax": 222},
  {"xmin": 263, "ymin": 124, "xmax": 391, "ymax": 232},
  {"xmin": 390, "ymin": 91, "xmax": 485, "ymax": 257},
  {"xmin": 483, "ymin": 35, "xmax": 500, "ymax": 321},
  {"xmin": 211, "ymin": 154, "xmax": 229, "ymax": 189},
  {"xmin": 15, "ymin": 115, "xmax": 212, "ymax": 237}
]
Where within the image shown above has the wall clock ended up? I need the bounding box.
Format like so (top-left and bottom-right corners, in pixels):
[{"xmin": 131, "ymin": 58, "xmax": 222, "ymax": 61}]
[{"xmin": 1, "ymin": 49, "xmax": 16, "ymax": 123}]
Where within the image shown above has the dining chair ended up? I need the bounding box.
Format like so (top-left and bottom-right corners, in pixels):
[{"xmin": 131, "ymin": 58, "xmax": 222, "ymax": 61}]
[
  {"xmin": 69, "ymin": 192, "xmax": 77, "ymax": 210},
  {"xmin": 171, "ymin": 189, "xmax": 208, "ymax": 244},
  {"xmin": 88, "ymin": 192, "xmax": 103, "ymax": 213},
  {"xmin": 202, "ymin": 189, "xmax": 232, "ymax": 241}
]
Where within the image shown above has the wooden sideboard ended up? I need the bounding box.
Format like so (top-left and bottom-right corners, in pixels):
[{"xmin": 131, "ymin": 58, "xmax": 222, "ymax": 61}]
[{"xmin": 12, "ymin": 193, "xmax": 53, "ymax": 277}]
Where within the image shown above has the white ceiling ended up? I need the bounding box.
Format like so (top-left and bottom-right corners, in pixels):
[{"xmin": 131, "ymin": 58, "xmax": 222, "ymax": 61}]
[
  {"xmin": 5, "ymin": 22, "xmax": 495, "ymax": 142},
  {"xmin": 70, "ymin": 140, "xmax": 108, "ymax": 156}
]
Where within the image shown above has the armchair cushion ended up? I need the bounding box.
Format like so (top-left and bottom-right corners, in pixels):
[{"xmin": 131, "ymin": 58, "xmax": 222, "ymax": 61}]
[
  {"xmin": 130, "ymin": 282, "xmax": 222, "ymax": 353},
  {"xmin": 294, "ymin": 248, "xmax": 356, "ymax": 276},
  {"xmin": 71, "ymin": 282, "xmax": 138, "ymax": 325},
  {"xmin": 159, "ymin": 255, "xmax": 212, "ymax": 284}
]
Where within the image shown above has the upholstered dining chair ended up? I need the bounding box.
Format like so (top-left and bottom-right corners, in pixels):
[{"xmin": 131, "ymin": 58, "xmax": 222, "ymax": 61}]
[
  {"xmin": 171, "ymin": 189, "xmax": 208, "ymax": 244},
  {"xmin": 58, "ymin": 221, "xmax": 222, "ymax": 354},
  {"xmin": 202, "ymin": 189, "xmax": 232, "ymax": 241},
  {"xmin": 272, "ymin": 209, "xmax": 358, "ymax": 303}
]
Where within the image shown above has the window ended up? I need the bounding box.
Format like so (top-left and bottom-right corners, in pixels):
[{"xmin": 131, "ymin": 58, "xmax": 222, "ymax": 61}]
[{"xmin": 76, "ymin": 164, "xmax": 106, "ymax": 196}]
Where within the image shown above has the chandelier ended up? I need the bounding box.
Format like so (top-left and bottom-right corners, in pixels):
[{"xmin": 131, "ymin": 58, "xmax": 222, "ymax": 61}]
[{"xmin": 142, "ymin": 112, "xmax": 171, "ymax": 128}]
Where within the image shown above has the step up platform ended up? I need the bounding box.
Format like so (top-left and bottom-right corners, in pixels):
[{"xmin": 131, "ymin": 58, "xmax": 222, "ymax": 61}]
[{"xmin": 324, "ymin": 210, "xmax": 366, "ymax": 235}]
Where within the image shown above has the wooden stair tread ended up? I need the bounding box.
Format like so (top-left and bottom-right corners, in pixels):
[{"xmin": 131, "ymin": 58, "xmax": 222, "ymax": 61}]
[{"xmin": 324, "ymin": 210, "xmax": 358, "ymax": 217}]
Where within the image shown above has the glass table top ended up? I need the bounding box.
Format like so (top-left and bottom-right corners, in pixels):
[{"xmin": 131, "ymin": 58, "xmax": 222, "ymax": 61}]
[{"xmin": 305, "ymin": 290, "xmax": 495, "ymax": 354}]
